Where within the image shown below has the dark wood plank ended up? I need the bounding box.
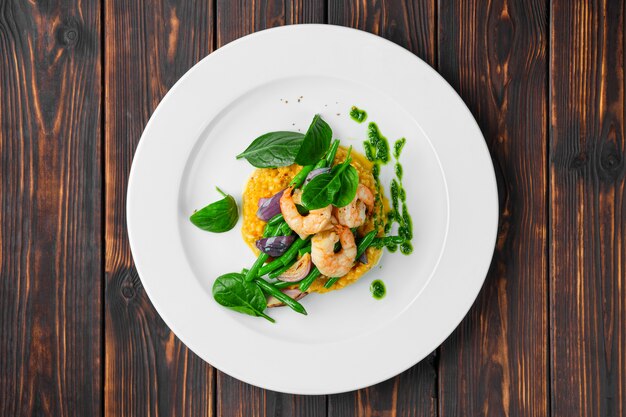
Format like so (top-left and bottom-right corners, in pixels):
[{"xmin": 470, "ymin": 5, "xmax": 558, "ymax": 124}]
[
  {"xmin": 327, "ymin": 1, "xmax": 437, "ymax": 416},
  {"xmin": 328, "ymin": 355, "xmax": 438, "ymax": 417},
  {"xmin": 214, "ymin": 1, "xmax": 326, "ymax": 416},
  {"xmin": 550, "ymin": 1, "xmax": 626, "ymax": 416},
  {"xmin": 216, "ymin": 0, "xmax": 325, "ymax": 46},
  {"xmin": 437, "ymin": 0, "xmax": 548, "ymax": 416},
  {"xmin": 328, "ymin": 0, "xmax": 436, "ymax": 66},
  {"xmin": 0, "ymin": 0, "xmax": 102, "ymax": 416},
  {"xmin": 104, "ymin": 1, "xmax": 214, "ymax": 416}
]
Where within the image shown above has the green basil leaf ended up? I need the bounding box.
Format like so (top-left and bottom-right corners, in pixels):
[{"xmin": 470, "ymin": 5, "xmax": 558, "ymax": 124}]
[
  {"xmin": 301, "ymin": 154, "xmax": 355, "ymax": 210},
  {"xmin": 212, "ymin": 273, "xmax": 275, "ymax": 322},
  {"xmin": 300, "ymin": 173, "xmax": 335, "ymax": 209},
  {"xmin": 190, "ymin": 187, "xmax": 239, "ymax": 233},
  {"xmin": 236, "ymin": 131, "xmax": 305, "ymax": 168},
  {"xmin": 333, "ymin": 165, "xmax": 359, "ymax": 207},
  {"xmin": 295, "ymin": 115, "xmax": 332, "ymax": 165}
]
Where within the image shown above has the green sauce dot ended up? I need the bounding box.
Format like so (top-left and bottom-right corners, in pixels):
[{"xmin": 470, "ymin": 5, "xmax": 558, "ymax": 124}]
[
  {"xmin": 370, "ymin": 280, "xmax": 386, "ymax": 299},
  {"xmin": 395, "ymin": 163, "xmax": 403, "ymax": 180},
  {"xmin": 386, "ymin": 242, "xmax": 398, "ymax": 252},
  {"xmin": 349, "ymin": 106, "xmax": 368, "ymax": 123},
  {"xmin": 400, "ymin": 242, "xmax": 413, "ymax": 255},
  {"xmin": 394, "ymin": 138, "xmax": 406, "ymax": 158}
]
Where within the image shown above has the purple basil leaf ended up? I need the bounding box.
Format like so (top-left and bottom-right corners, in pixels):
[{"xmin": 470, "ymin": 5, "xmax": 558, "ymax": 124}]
[
  {"xmin": 255, "ymin": 235, "xmax": 296, "ymax": 257},
  {"xmin": 257, "ymin": 189, "xmax": 285, "ymax": 221},
  {"xmin": 304, "ymin": 167, "xmax": 331, "ymax": 186}
]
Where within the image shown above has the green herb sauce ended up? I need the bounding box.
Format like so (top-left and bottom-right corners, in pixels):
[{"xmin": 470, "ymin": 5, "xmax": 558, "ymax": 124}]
[
  {"xmin": 355, "ymin": 116, "xmax": 414, "ymax": 256},
  {"xmin": 393, "ymin": 137, "xmax": 406, "ymax": 159},
  {"xmin": 370, "ymin": 280, "xmax": 386, "ymax": 299},
  {"xmin": 362, "ymin": 122, "xmax": 392, "ymax": 230},
  {"xmin": 400, "ymin": 242, "xmax": 413, "ymax": 255},
  {"xmin": 349, "ymin": 106, "xmax": 368, "ymax": 123},
  {"xmin": 381, "ymin": 136, "xmax": 414, "ymax": 255},
  {"xmin": 366, "ymin": 123, "xmax": 390, "ymax": 163},
  {"xmin": 395, "ymin": 163, "xmax": 403, "ymax": 180},
  {"xmin": 391, "ymin": 179, "xmax": 400, "ymax": 210}
]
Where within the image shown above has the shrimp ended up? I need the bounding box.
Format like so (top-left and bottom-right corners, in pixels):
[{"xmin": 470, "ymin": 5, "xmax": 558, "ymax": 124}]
[
  {"xmin": 280, "ymin": 187, "xmax": 332, "ymax": 238},
  {"xmin": 311, "ymin": 225, "xmax": 357, "ymax": 277},
  {"xmin": 334, "ymin": 184, "xmax": 375, "ymax": 228}
]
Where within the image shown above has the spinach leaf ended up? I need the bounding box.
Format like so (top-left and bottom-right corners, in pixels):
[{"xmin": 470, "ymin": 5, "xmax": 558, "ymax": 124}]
[
  {"xmin": 190, "ymin": 187, "xmax": 239, "ymax": 232},
  {"xmin": 300, "ymin": 155, "xmax": 353, "ymax": 210},
  {"xmin": 236, "ymin": 131, "xmax": 305, "ymax": 168},
  {"xmin": 333, "ymin": 165, "xmax": 359, "ymax": 207},
  {"xmin": 299, "ymin": 172, "xmax": 337, "ymax": 209},
  {"xmin": 212, "ymin": 273, "xmax": 275, "ymax": 322},
  {"xmin": 295, "ymin": 115, "xmax": 332, "ymax": 165}
]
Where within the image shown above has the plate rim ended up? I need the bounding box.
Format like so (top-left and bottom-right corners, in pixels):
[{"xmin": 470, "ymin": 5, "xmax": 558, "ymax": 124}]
[{"xmin": 127, "ymin": 24, "xmax": 499, "ymax": 394}]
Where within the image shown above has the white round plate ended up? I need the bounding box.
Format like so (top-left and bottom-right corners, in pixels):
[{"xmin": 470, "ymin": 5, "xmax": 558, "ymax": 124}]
[{"xmin": 128, "ymin": 25, "xmax": 498, "ymax": 395}]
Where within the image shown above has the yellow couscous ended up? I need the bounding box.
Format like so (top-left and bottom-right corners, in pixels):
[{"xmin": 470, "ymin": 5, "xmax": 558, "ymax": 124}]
[{"xmin": 241, "ymin": 147, "xmax": 384, "ymax": 293}]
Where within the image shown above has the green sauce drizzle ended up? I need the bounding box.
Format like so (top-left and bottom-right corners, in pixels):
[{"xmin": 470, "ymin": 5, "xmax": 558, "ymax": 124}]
[
  {"xmin": 362, "ymin": 122, "xmax": 392, "ymax": 230},
  {"xmin": 395, "ymin": 163, "xmax": 403, "ymax": 180},
  {"xmin": 357, "ymin": 116, "xmax": 414, "ymax": 257},
  {"xmin": 393, "ymin": 137, "xmax": 406, "ymax": 159},
  {"xmin": 370, "ymin": 280, "xmax": 386, "ymax": 299},
  {"xmin": 384, "ymin": 137, "xmax": 413, "ymax": 255},
  {"xmin": 400, "ymin": 242, "xmax": 413, "ymax": 255},
  {"xmin": 349, "ymin": 106, "xmax": 368, "ymax": 123}
]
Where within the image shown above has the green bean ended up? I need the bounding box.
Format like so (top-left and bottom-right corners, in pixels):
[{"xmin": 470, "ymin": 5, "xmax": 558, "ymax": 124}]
[
  {"xmin": 245, "ymin": 252, "xmax": 269, "ymax": 281},
  {"xmin": 249, "ymin": 221, "xmax": 293, "ymax": 281},
  {"xmin": 274, "ymin": 220, "xmax": 292, "ymax": 236},
  {"xmin": 288, "ymin": 139, "xmax": 340, "ymax": 189},
  {"xmin": 357, "ymin": 230, "xmax": 378, "ymax": 258},
  {"xmin": 262, "ymin": 223, "xmax": 277, "ymax": 238},
  {"xmin": 299, "ymin": 267, "xmax": 320, "ymax": 291},
  {"xmin": 267, "ymin": 213, "xmax": 284, "ymax": 225},
  {"xmin": 255, "ymin": 279, "xmax": 307, "ymax": 315},
  {"xmin": 258, "ymin": 237, "xmax": 310, "ymax": 276},
  {"xmin": 289, "ymin": 165, "xmax": 315, "ymax": 188},
  {"xmin": 265, "ymin": 220, "xmax": 292, "ymax": 238},
  {"xmin": 324, "ymin": 139, "xmax": 340, "ymax": 166},
  {"xmin": 298, "ymin": 245, "xmax": 312, "ymax": 257},
  {"xmin": 273, "ymin": 280, "xmax": 297, "ymax": 290},
  {"xmin": 324, "ymin": 277, "xmax": 339, "ymax": 289},
  {"xmin": 324, "ymin": 231, "xmax": 378, "ymax": 289},
  {"xmin": 268, "ymin": 259, "xmax": 296, "ymax": 279}
]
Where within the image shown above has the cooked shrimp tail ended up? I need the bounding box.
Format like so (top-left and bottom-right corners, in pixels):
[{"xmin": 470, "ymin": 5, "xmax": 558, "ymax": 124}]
[
  {"xmin": 280, "ymin": 187, "xmax": 333, "ymax": 239},
  {"xmin": 311, "ymin": 225, "xmax": 357, "ymax": 277},
  {"xmin": 334, "ymin": 184, "xmax": 375, "ymax": 228}
]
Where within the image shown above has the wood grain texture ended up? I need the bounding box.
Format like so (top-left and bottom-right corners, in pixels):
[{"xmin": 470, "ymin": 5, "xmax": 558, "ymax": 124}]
[
  {"xmin": 328, "ymin": 0, "xmax": 436, "ymax": 66},
  {"xmin": 0, "ymin": 0, "xmax": 102, "ymax": 416},
  {"xmin": 328, "ymin": 1, "xmax": 437, "ymax": 416},
  {"xmin": 550, "ymin": 1, "xmax": 626, "ymax": 416},
  {"xmin": 214, "ymin": 1, "xmax": 326, "ymax": 416},
  {"xmin": 216, "ymin": 0, "xmax": 325, "ymax": 46},
  {"xmin": 104, "ymin": 1, "xmax": 214, "ymax": 416},
  {"xmin": 437, "ymin": 0, "xmax": 549, "ymax": 416},
  {"xmin": 328, "ymin": 355, "xmax": 438, "ymax": 417}
]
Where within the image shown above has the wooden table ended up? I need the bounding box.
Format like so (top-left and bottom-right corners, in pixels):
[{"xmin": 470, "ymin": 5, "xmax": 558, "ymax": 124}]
[{"xmin": 1, "ymin": 0, "xmax": 624, "ymax": 416}]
